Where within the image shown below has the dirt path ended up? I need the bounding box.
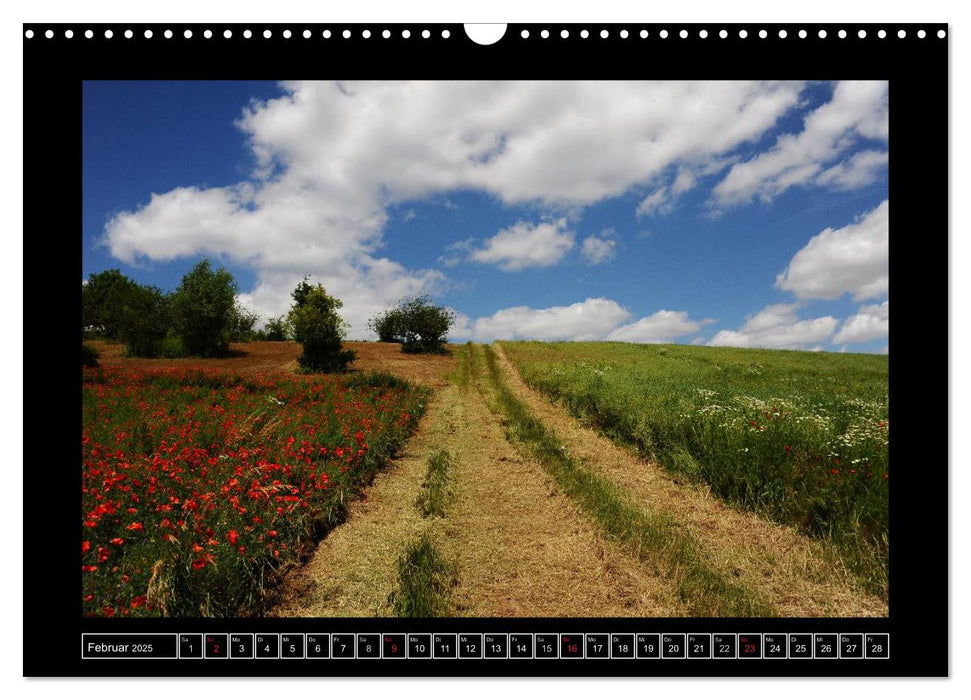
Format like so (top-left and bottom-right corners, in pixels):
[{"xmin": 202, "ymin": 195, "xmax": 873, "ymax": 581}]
[
  {"xmin": 492, "ymin": 343, "xmax": 887, "ymax": 617},
  {"xmin": 272, "ymin": 346, "xmax": 682, "ymax": 618},
  {"xmin": 439, "ymin": 347, "xmax": 679, "ymax": 617},
  {"xmin": 269, "ymin": 386, "xmax": 451, "ymax": 617}
]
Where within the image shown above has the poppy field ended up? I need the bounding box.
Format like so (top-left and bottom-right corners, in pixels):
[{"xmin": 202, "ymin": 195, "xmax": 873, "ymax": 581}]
[
  {"xmin": 502, "ymin": 341, "xmax": 890, "ymax": 596},
  {"xmin": 82, "ymin": 366, "xmax": 428, "ymax": 617}
]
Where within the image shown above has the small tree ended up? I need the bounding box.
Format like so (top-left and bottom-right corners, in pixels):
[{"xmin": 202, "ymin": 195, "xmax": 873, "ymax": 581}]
[
  {"xmin": 368, "ymin": 307, "xmax": 407, "ymax": 343},
  {"xmin": 370, "ymin": 296, "xmax": 454, "ymax": 354},
  {"xmin": 170, "ymin": 259, "xmax": 238, "ymax": 357},
  {"xmin": 287, "ymin": 282, "xmax": 355, "ymax": 372},
  {"xmin": 119, "ymin": 283, "xmax": 170, "ymax": 357},
  {"xmin": 82, "ymin": 269, "xmax": 140, "ymax": 340}
]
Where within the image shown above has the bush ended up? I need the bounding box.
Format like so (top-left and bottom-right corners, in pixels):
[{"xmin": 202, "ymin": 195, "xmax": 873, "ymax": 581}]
[
  {"xmin": 81, "ymin": 343, "xmax": 100, "ymax": 368},
  {"xmin": 287, "ymin": 281, "xmax": 355, "ymax": 372},
  {"xmin": 369, "ymin": 296, "xmax": 455, "ymax": 354},
  {"xmin": 169, "ymin": 259, "xmax": 238, "ymax": 357},
  {"xmin": 229, "ymin": 305, "xmax": 260, "ymax": 342},
  {"xmin": 262, "ymin": 315, "xmax": 290, "ymax": 341},
  {"xmin": 159, "ymin": 331, "xmax": 186, "ymax": 358}
]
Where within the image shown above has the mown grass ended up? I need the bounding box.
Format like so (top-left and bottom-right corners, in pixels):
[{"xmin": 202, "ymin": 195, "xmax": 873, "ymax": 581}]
[
  {"xmin": 417, "ymin": 450, "xmax": 452, "ymax": 518},
  {"xmin": 501, "ymin": 341, "xmax": 890, "ymax": 596},
  {"xmin": 480, "ymin": 344, "xmax": 774, "ymax": 617}
]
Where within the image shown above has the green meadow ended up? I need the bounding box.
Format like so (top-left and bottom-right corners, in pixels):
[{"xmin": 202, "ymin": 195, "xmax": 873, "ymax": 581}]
[{"xmin": 502, "ymin": 341, "xmax": 890, "ymax": 596}]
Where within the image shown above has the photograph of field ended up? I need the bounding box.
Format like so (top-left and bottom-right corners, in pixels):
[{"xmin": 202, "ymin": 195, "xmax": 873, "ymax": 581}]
[{"xmin": 82, "ymin": 80, "xmax": 890, "ymax": 618}]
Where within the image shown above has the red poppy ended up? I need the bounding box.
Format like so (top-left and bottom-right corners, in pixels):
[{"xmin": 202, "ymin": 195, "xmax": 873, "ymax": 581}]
[
  {"xmin": 227, "ymin": 530, "xmax": 239, "ymax": 545},
  {"xmin": 126, "ymin": 522, "xmax": 144, "ymax": 531},
  {"xmin": 110, "ymin": 538, "xmax": 124, "ymax": 546},
  {"xmin": 267, "ymin": 530, "xmax": 278, "ymax": 538},
  {"xmin": 82, "ymin": 565, "xmax": 98, "ymax": 572},
  {"xmin": 191, "ymin": 559, "xmax": 206, "ymax": 570},
  {"xmin": 784, "ymin": 445, "xmax": 791, "ymax": 453},
  {"xmin": 82, "ymin": 540, "xmax": 91, "ymax": 554}
]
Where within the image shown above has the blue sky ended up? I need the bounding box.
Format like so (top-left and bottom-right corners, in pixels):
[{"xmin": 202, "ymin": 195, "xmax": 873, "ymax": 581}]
[{"xmin": 83, "ymin": 80, "xmax": 890, "ymax": 352}]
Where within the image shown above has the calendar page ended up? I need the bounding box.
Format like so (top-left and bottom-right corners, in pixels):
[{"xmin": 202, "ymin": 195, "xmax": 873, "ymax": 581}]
[{"xmin": 22, "ymin": 21, "xmax": 947, "ymax": 677}]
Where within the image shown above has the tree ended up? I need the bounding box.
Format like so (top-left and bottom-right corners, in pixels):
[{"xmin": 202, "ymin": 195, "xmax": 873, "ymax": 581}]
[
  {"xmin": 287, "ymin": 282, "xmax": 355, "ymax": 372},
  {"xmin": 169, "ymin": 259, "xmax": 238, "ymax": 357},
  {"xmin": 368, "ymin": 307, "xmax": 407, "ymax": 343},
  {"xmin": 82, "ymin": 269, "xmax": 140, "ymax": 340},
  {"xmin": 119, "ymin": 283, "xmax": 170, "ymax": 357},
  {"xmin": 290, "ymin": 276, "xmax": 315, "ymax": 307},
  {"xmin": 370, "ymin": 296, "xmax": 455, "ymax": 354}
]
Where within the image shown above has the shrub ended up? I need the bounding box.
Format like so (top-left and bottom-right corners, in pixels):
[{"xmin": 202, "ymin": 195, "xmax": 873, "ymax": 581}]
[
  {"xmin": 169, "ymin": 259, "xmax": 238, "ymax": 357},
  {"xmin": 81, "ymin": 343, "xmax": 100, "ymax": 368},
  {"xmin": 230, "ymin": 305, "xmax": 260, "ymax": 342},
  {"xmin": 262, "ymin": 315, "xmax": 290, "ymax": 341},
  {"xmin": 159, "ymin": 331, "xmax": 186, "ymax": 358},
  {"xmin": 369, "ymin": 296, "xmax": 454, "ymax": 354},
  {"xmin": 287, "ymin": 281, "xmax": 356, "ymax": 372}
]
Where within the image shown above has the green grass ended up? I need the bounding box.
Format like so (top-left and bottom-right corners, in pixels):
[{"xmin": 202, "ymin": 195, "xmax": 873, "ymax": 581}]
[
  {"xmin": 417, "ymin": 450, "xmax": 453, "ymax": 518},
  {"xmin": 389, "ymin": 533, "xmax": 457, "ymax": 617},
  {"xmin": 450, "ymin": 341, "xmax": 476, "ymax": 389},
  {"xmin": 501, "ymin": 341, "xmax": 890, "ymax": 596},
  {"xmin": 480, "ymin": 344, "xmax": 774, "ymax": 617}
]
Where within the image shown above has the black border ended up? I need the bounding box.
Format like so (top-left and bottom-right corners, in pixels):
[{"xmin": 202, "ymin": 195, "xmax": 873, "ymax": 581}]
[{"xmin": 24, "ymin": 22, "xmax": 948, "ymax": 678}]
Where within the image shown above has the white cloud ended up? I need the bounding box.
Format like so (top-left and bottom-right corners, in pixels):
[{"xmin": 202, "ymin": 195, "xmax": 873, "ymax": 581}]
[
  {"xmin": 103, "ymin": 81, "xmax": 808, "ymax": 335},
  {"xmin": 469, "ymin": 219, "xmax": 574, "ymax": 271},
  {"xmin": 449, "ymin": 299, "xmax": 710, "ymax": 344},
  {"xmin": 815, "ymin": 150, "xmax": 889, "ymax": 190},
  {"xmin": 465, "ymin": 298, "xmax": 631, "ymax": 341},
  {"xmin": 776, "ymin": 199, "xmax": 888, "ymax": 301},
  {"xmin": 447, "ymin": 310, "xmax": 474, "ymax": 341},
  {"xmin": 581, "ymin": 234, "xmax": 617, "ymax": 265},
  {"xmin": 439, "ymin": 237, "xmax": 476, "ymax": 268},
  {"xmin": 606, "ymin": 310, "xmax": 712, "ymax": 343},
  {"xmin": 833, "ymin": 300, "xmax": 890, "ymax": 344},
  {"xmin": 712, "ymin": 81, "xmax": 888, "ymax": 207},
  {"xmin": 708, "ymin": 303, "xmax": 838, "ymax": 350},
  {"xmin": 639, "ymin": 159, "xmax": 735, "ymax": 217},
  {"xmin": 636, "ymin": 188, "xmax": 673, "ymax": 217}
]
